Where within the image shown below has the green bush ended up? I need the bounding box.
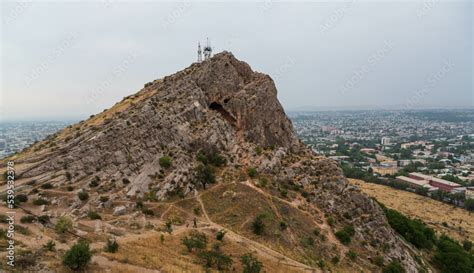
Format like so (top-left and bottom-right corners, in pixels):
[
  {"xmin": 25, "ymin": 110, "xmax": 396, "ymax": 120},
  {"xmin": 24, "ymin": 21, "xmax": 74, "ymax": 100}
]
[
  {"xmin": 247, "ymin": 168, "xmax": 258, "ymax": 178},
  {"xmin": 373, "ymin": 256, "xmax": 384, "ymax": 267},
  {"xmin": 347, "ymin": 250, "xmax": 357, "ymax": 261},
  {"xmin": 44, "ymin": 240, "xmax": 55, "ymax": 251},
  {"xmin": 15, "ymin": 194, "xmax": 28, "ymax": 203},
  {"xmin": 335, "ymin": 225, "xmax": 355, "ymax": 245},
  {"xmin": 383, "ymin": 261, "xmax": 405, "ymax": 273},
  {"xmin": 279, "ymin": 222, "xmax": 287, "ymax": 231},
  {"xmin": 142, "ymin": 208, "xmax": 154, "ymax": 216},
  {"xmin": 56, "ymin": 216, "xmax": 73, "ymax": 234},
  {"xmin": 87, "ymin": 211, "xmax": 101, "ymax": 220},
  {"xmin": 104, "ymin": 238, "xmax": 119, "ymax": 253},
  {"xmin": 254, "ymin": 146, "xmax": 263, "ymax": 155},
  {"xmin": 251, "ymin": 214, "xmax": 265, "ymax": 235},
  {"xmin": 41, "ymin": 183, "xmax": 53, "ymax": 189},
  {"xmin": 240, "ymin": 252, "xmax": 263, "ymax": 273},
  {"xmin": 99, "ymin": 196, "xmax": 109, "ymax": 202},
  {"xmin": 77, "ymin": 191, "xmax": 89, "ymax": 201},
  {"xmin": 122, "ymin": 178, "xmax": 130, "ymax": 184},
  {"xmin": 216, "ymin": 230, "xmax": 226, "ymax": 241},
  {"xmin": 182, "ymin": 231, "xmax": 207, "ymax": 252},
  {"xmin": 20, "ymin": 215, "xmax": 35, "ymax": 224},
  {"xmin": 33, "ymin": 198, "xmax": 49, "ymax": 206},
  {"xmin": 62, "ymin": 240, "xmax": 92, "ymax": 271},
  {"xmin": 38, "ymin": 215, "xmax": 50, "ymax": 225},
  {"xmin": 159, "ymin": 156, "xmax": 172, "ymax": 169}
]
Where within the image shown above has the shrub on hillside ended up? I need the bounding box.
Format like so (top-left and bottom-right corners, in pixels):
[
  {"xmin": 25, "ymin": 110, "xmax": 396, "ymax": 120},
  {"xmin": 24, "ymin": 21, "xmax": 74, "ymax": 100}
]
[
  {"xmin": 62, "ymin": 240, "xmax": 92, "ymax": 271},
  {"xmin": 240, "ymin": 252, "xmax": 263, "ymax": 273},
  {"xmin": 216, "ymin": 230, "xmax": 226, "ymax": 241},
  {"xmin": 383, "ymin": 261, "xmax": 406, "ymax": 273},
  {"xmin": 247, "ymin": 168, "xmax": 258, "ymax": 178},
  {"xmin": 77, "ymin": 191, "xmax": 89, "ymax": 201},
  {"xmin": 56, "ymin": 216, "xmax": 73, "ymax": 234},
  {"xmin": 198, "ymin": 250, "xmax": 233, "ymax": 271},
  {"xmin": 87, "ymin": 211, "xmax": 101, "ymax": 220},
  {"xmin": 159, "ymin": 156, "xmax": 172, "ymax": 169},
  {"xmin": 335, "ymin": 225, "xmax": 355, "ymax": 245},
  {"xmin": 104, "ymin": 238, "xmax": 119, "ymax": 253},
  {"xmin": 182, "ymin": 231, "xmax": 208, "ymax": 252},
  {"xmin": 251, "ymin": 214, "xmax": 265, "ymax": 235}
]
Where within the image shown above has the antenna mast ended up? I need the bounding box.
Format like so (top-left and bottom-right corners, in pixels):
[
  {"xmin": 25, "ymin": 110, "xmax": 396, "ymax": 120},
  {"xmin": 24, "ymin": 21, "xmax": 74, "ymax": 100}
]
[
  {"xmin": 203, "ymin": 38, "xmax": 212, "ymax": 60},
  {"xmin": 197, "ymin": 42, "xmax": 202, "ymax": 63}
]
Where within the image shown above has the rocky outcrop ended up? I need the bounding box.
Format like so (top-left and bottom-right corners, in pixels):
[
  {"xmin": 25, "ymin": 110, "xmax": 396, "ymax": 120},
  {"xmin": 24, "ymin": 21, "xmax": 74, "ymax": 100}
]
[{"xmin": 9, "ymin": 52, "xmax": 418, "ymax": 272}]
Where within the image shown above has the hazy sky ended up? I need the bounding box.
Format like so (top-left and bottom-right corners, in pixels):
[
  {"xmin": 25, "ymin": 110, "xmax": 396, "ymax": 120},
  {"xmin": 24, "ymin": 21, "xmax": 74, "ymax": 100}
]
[{"xmin": 1, "ymin": 1, "xmax": 472, "ymax": 121}]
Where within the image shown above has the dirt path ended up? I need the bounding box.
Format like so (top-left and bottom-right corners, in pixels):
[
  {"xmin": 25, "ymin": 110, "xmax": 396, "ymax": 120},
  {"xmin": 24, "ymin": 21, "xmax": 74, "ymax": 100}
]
[
  {"xmin": 196, "ymin": 195, "xmax": 318, "ymax": 272},
  {"xmin": 244, "ymin": 180, "xmax": 347, "ymax": 257},
  {"xmin": 92, "ymin": 255, "xmax": 161, "ymax": 273}
]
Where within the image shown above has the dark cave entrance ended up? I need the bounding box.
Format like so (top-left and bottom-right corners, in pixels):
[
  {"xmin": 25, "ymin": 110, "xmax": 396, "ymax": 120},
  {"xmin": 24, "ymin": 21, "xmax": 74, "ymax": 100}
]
[{"xmin": 209, "ymin": 102, "xmax": 237, "ymax": 125}]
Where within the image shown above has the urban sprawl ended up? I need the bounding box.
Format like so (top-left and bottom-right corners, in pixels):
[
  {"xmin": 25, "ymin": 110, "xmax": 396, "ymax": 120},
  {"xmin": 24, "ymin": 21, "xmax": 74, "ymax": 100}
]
[{"xmin": 291, "ymin": 109, "xmax": 474, "ymax": 211}]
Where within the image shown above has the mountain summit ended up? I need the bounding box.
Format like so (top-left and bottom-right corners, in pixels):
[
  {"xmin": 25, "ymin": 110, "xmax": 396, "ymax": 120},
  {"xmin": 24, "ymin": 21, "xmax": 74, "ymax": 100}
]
[{"xmin": 3, "ymin": 52, "xmax": 419, "ymax": 272}]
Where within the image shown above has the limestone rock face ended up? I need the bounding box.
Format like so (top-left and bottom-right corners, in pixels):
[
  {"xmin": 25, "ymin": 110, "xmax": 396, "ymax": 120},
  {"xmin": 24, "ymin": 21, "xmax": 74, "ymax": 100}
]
[{"xmin": 8, "ymin": 52, "xmax": 418, "ymax": 272}]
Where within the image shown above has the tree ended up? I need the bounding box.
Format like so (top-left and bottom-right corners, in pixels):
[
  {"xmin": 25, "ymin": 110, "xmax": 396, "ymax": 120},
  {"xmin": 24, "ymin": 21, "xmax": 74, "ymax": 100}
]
[
  {"xmin": 195, "ymin": 164, "xmax": 215, "ymax": 188},
  {"xmin": 433, "ymin": 235, "xmax": 473, "ymax": 273},
  {"xmin": 62, "ymin": 240, "xmax": 92, "ymax": 271},
  {"xmin": 464, "ymin": 199, "xmax": 474, "ymax": 212},
  {"xmin": 240, "ymin": 253, "xmax": 263, "ymax": 273}
]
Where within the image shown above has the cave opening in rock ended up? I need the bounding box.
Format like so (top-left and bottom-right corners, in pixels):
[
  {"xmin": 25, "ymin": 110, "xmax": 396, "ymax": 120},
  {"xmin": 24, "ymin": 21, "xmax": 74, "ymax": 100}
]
[{"xmin": 209, "ymin": 102, "xmax": 236, "ymax": 125}]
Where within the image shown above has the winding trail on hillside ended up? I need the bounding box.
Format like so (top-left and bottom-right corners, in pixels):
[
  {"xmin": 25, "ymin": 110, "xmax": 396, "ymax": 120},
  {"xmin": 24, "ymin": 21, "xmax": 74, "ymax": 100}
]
[{"xmin": 196, "ymin": 194, "xmax": 318, "ymax": 272}]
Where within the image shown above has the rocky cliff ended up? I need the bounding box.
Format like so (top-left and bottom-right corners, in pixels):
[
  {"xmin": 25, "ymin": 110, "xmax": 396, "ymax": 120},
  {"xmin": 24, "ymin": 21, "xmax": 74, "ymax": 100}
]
[{"xmin": 1, "ymin": 52, "xmax": 420, "ymax": 272}]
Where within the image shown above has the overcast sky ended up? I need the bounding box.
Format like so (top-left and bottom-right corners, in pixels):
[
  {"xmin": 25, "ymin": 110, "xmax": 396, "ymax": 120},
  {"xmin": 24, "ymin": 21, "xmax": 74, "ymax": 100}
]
[{"xmin": 0, "ymin": 1, "xmax": 472, "ymax": 121}]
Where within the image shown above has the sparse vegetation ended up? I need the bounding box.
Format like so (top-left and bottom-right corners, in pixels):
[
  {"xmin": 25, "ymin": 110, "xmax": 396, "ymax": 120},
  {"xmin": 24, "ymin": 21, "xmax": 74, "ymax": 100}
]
[
  {"xmin": 159, "ymin": 156, "xmax": 172, "ymax": 169},
  {"xmin": 104, "ymin": 238, "xmax": 119, "ymax": 253},
  {"xmin": 251, "ymin": 214, "xmax": 265, "ymax": 235},
  {"xmin": 182, "ymin": 231, "xmax": 208, "ymax": 252},
  {"xmin": 247, "ymin": 168, "xmax": 258, "ymax": 178},
  {"xmin": 87, "ymin": 211, "xmax": 102, "ymax": 220},
  {"xmin": 44, "ymin": 240, "xmax": 55, "ymax": 251},
  {"xmin": 33, "ymin": 198, "xmax": 49, "ymax": 206},
  {"xmin": 240, "ymin": 252, "xmax": 263, "ymax": 273},
  {"xmin": 56, "ymin": 216, "xmax": 73, "ymax": 234},
  {"xmin": 335, "ymin": 225, "xmax": 355, "ymax": 245},
  {"xmin": 347, "ymin": 250, "xmax": 357, "ymax": 261},
  {"xmin": 382, "ymin": 261, "xmax": 405, "ymax": 273},
  {"xmin": 197, "ymin": 250, "xmax": 233, "ymax": 271}
]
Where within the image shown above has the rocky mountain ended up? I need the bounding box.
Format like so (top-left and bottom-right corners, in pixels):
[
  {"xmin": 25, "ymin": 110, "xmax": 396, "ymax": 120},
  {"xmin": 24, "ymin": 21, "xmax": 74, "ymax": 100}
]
[{"xmin": 1, "ymin": 52, "xmax": 421, "ymax": 272}]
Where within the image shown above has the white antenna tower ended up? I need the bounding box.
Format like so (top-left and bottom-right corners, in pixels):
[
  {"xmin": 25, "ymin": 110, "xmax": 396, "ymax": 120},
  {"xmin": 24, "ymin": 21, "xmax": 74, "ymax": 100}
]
[
  {"xmin": 203, "ymin": 38, "xmax": 212, "ymax": 60},
  {"xmin": 197, "ymin": 42, "xmax": 202, "ymax": 63}
]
